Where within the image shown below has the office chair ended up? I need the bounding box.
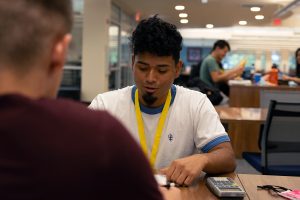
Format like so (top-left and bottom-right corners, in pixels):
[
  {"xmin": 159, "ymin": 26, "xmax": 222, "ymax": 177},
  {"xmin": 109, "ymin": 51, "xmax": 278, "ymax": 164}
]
[
  {"xmin": 257, "ymin": 89, "xmax": 300, "ymax": 149},
  {"xmin": 243, "ymin": 100, "xmax": 300, "ymax": 176}
]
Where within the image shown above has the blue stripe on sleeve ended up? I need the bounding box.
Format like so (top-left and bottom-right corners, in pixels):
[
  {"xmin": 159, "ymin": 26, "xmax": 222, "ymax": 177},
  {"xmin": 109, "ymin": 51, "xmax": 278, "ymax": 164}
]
[{"xmin": 201, "ymin": 135, "xmax": 230, "ymax": 153}]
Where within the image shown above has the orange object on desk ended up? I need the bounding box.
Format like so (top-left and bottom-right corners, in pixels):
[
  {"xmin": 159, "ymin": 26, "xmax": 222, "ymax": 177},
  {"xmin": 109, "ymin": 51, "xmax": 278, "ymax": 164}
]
[{"xmin": 269, "ymin": 68, "xmax": 278, "ymax": 85}]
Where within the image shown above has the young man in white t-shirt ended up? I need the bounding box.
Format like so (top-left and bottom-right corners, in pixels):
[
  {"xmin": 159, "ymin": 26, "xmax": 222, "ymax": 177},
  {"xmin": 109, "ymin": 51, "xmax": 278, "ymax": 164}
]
[{"xmin": 90, "ymin": 15, "xmax": 236, "ymax": 186}]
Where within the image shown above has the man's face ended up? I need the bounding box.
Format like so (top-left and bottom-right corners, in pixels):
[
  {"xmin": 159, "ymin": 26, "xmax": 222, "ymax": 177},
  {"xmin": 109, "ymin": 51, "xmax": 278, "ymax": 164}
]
[
  {"xmin": 215, "ymin": 46, "xmax": 229, "ymax": 61},
  {"xmin": 132, "ymin": 52, "xmax": 182, "ymax": 107}
]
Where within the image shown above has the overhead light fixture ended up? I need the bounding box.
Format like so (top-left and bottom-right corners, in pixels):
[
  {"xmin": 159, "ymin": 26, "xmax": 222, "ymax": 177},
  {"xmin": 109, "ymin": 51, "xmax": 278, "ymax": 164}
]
[
  {"xmin": 180, "ymin": 19, "xmax": 188, "ymax": 24},
  {"xmin": 239, "ymin": 20, "xmax": 247, "ymax": 25},
  {"xmin": 175, "ymin": 5, "xmax": 185, "ymax": 11},
  {"xmin": 179, "ymin": 13, "xmax": 188, "ymax": 18},
  {"xmin": 206, "ymin": 24, "xmax": 214, "ymax": 29},
  {"xmin": 201, "ymin": 0, "xmax": 208, "ymax": 3},
  {"xmin": 250, "ymin": 7, "xmax": 261, "ymax": 12},
  {"xmin": 255, "ymin": 15, "xmax": 264, "ymax": 20}
]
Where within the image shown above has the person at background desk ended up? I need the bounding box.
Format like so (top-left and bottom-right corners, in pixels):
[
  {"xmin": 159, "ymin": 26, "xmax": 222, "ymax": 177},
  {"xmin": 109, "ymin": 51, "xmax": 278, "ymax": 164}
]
[
  {"xmin": 0, "ymin": 1, "xmax": 176, "ymax": 199},
  {"xmin": 200, "ymin": 40, "xmax": 245, "ymax": 95},
  {"xmin": 90, "ymin": 16, "xmax": 236, "ymax": 186},
  {"xmin": 283, "ymin": 48, "xmax": 300, "ymax": 84}
]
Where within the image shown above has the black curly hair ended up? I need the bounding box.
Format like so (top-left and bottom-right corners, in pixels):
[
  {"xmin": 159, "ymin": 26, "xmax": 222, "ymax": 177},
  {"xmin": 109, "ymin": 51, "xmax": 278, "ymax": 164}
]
[
  {"xmin": 212, "ymin": 40, "xmax": 231, "ymax": 51},
  {"xmin": 130, "ymin": 15, "xmax": 182, "ymax": 64}
]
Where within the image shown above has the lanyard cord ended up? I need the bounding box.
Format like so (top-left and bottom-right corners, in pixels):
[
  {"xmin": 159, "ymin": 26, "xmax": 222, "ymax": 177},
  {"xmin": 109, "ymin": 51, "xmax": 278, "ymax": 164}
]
[{"xmin": 134, "ymin": 89, "xmax": 171, "ymax": 167}]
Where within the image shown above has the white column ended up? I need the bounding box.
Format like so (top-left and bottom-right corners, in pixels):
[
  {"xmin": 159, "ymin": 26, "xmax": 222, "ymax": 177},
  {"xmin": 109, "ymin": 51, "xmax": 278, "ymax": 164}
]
[
  {"xmin": 81, "ymin": 0, "xmax": 110, "ymax": 102},
  {"xmin": 280, "ymin": 50, "xmax": 290, "ymax": 73},
  {"xmin": 255, "ymin": 51, "xmax": 262, "ymax": 71},
  {"xmin": 265, "ymin": 51, "xmax": 272, "ymax": 72}
]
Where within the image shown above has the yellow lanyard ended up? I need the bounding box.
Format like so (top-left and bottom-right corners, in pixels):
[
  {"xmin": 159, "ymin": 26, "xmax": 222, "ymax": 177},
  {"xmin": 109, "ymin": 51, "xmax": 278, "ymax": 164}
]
[{"xmin": 134, "ymin": 89, "xmax": 171, "ymax": 168}]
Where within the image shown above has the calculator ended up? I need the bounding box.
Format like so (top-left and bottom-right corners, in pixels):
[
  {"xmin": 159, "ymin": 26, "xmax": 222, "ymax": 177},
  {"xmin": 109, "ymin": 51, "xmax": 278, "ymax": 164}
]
[{"xmin": 206, "ymin": 177, "xmax": 245, "ymax": 198}]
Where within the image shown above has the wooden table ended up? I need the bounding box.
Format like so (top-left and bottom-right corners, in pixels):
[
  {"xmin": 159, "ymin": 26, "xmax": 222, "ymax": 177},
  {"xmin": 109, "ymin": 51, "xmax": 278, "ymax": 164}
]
[
  {"xmin": 179, "ymin": 173, "xmax": 300, "ymax": 200},
  {"xmin": 215, "ymin": 106, "xmax": 268, "ymax": 158},
  {"xmin": 238, "ymin": 174, "xmax": 300, "ymax": 199},
  {"xmin": 215, "ymin": 107, "xmax": 267, "ymax": 123}
]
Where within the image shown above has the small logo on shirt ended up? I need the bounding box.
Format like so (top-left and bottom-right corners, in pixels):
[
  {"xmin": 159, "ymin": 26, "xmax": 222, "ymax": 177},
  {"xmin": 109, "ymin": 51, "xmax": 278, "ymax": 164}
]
[{"xmin": 168, "ymin": 133, "xmax": 174, "ymax": 142}]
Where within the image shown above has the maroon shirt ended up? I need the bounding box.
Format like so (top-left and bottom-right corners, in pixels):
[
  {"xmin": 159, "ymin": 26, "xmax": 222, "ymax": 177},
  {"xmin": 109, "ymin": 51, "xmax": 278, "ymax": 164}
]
[{"xmin": 0, "ymin": 94, "xmax": 163, "ymax": 200}]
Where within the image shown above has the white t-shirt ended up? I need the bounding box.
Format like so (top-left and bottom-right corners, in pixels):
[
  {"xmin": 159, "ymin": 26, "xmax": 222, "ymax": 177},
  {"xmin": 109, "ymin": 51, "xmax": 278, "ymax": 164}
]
[{"xmin": 89, "ymin": 85, "xmax": 229, "ymax": 169}]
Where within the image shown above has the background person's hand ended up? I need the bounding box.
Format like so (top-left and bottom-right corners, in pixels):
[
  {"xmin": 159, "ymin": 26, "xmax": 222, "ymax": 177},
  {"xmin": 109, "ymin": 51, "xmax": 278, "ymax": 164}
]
[
  {"xmin": 235, "ymin": 65, "xmax": 245, "ymax": 76},
  {"xmin": 159, "ymin": 154, "xmax": 207, "ymax": 186},
  {"xmin": 282, "ymin": 74, "xmax": 292, "ymax": 81},
  {"xmin": 228, "ymin": 65, "xmax": 244, "ymax": 80},
  {"xmin": 235, "ymin": 59, "xmax": 246, "ymax": 77}
]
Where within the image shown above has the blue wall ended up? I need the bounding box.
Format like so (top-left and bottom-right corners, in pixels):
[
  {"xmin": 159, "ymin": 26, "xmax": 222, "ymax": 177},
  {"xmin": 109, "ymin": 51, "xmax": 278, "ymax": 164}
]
[{"xmin": 180, "ymin": 46, "xmax": 212, "ymax": 68}]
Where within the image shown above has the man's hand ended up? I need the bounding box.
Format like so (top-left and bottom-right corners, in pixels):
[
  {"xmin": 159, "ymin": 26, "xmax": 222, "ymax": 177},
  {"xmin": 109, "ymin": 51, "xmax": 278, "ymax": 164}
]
[
  {"xmin": 159, "ymin": 186, "xmax": 182, "ymax": 200},
  {"xmin": 159, "ymin": 154, "xmax": 208, "ymax": 186},
  {"xmin": 235, "ymin": 65, "xmax": 245, "ymax": 76},
  {"xmin": 159, "ymin": 142, "xmax": 236, "ymax": 186}
]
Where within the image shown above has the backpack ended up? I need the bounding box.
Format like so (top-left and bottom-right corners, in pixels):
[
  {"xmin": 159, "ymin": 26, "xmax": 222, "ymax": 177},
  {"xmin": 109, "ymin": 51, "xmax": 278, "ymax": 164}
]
[{"xmin": 187, "ymin": 77, "xmax": 223, "ymax": 105}]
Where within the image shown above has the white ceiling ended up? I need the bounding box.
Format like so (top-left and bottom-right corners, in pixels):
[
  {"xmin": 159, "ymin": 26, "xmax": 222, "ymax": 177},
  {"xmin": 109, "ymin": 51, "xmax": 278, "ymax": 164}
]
[{"xmin": 112, "ymin": 0, "xmax": 300, "ymax": 28}]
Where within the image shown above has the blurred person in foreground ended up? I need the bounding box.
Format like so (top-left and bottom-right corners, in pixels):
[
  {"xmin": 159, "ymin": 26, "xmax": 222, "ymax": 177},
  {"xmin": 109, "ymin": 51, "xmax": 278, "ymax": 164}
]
[
  {"xmin": 0, "ymin": 1, "xmax": 178, "ymax": 199},
  {"xmin": 89, "ymin": 16, "xmax": 236, "ymax": 186},
  {"xmin": 200, "ymin": 40, "xmax": 245, "ymax": 96}
]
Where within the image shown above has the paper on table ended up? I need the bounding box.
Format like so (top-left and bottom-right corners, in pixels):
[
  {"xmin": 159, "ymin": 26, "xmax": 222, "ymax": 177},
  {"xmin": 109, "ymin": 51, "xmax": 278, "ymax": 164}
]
[
  {"xmin": 279, "ymin": 190, "xmax": 300, "ymax": 200},
  {"xmin": 154, "ymin": 174, "xmax": 168, "ymax": 186}
]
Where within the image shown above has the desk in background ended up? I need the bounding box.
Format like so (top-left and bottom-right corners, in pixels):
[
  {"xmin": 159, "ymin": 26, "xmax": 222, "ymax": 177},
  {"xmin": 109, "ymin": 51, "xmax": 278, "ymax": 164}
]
[
  {"xmin": 215, "ymin": 106, "xmax": 268, "ymax": 158},
  {"xmin": 229, "ymin": 84, "xmax": 300, "ymax": 107}
]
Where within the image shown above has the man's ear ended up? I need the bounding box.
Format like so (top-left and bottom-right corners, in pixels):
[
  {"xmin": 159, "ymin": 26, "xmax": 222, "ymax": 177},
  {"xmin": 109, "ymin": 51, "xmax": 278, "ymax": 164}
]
[
  {"xmin": 49, "ymin": 34, "xmax": 72, "ymax": 73},
  {"xmin": 175, "ymin": 60, "xmax": 183, "ymax": 78}
]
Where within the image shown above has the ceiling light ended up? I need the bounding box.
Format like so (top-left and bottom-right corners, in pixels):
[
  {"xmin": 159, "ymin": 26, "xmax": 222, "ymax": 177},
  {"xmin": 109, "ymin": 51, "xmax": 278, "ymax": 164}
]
[
  {"xmin": 201, "ymin": 0, "xmax": 208, "ymax": 3},
  {"xmin": 175, "ymin": 5, "xmax": 185, "ymax": 11},
  {"xmin": 255, "ymin": 15, "xmax": 264, "ymax": 20},
  {"xmin": 180, "ymin": 19, "xmax": 189, "ymax": 24},
  {"xmin": 251, "ymin": 7, "xmax": 261, "ymax": 12},
  {"xmin": 239, "ymin": 20, "xmax": 247, "ymax": 25},
  {"xmin": 179, "ymin": 13, "xmax": 188, "ymax": 18},
  {"xmin": 206, "ymin": 24, "xmax": 214, "ymax": 29}
]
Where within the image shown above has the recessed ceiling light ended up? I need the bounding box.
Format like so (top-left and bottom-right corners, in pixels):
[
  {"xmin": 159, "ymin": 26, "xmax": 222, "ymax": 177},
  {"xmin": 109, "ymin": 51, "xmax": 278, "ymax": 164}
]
[
  {"xmin": 255, "ymin": 15, "xmax": 264, "ymax": 20},
  {"xmin": 180, "ymin": 19, "xmax": 189, "ymax": 24},
  {"xmin": 179, "ymin": 13, "xmax": 188, "ymax": 18},
  {"xmin": 206, "ymin": 24, "xmax": 214, "ymax": 29},
  {"xmin": 175, "ymin": 5, "xmax": 185, "ymax": 11},
  {"xmin": 251, "ymin": 7, "xmax": 261, "ymax": 12},
  {"xmin": 239, "ymin": 20, "xmax": 247, "ymax": 25},
  {"xmin": 201, "ymin": 0, "xmax": 208, "ymax": 3}
]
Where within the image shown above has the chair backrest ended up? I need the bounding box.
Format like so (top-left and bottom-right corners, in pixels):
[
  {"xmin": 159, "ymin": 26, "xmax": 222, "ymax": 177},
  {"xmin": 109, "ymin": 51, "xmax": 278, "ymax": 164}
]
[
  {"xmin": 261, "ymin": 100, "xmax": 300, "ymax": 169},
  {"xmin": 190, "ymin": 60, "xmax": 202, "ymax": 79},
  {"xmin": 260, "ymin": 89, "xmax": 300, "ymax": 108}
]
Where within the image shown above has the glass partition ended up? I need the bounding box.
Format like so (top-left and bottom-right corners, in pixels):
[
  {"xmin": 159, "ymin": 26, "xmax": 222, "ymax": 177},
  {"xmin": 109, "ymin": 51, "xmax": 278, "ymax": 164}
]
[{"xmin": 58, "ymin": 0, "xmax": 83, "ymax": 100}]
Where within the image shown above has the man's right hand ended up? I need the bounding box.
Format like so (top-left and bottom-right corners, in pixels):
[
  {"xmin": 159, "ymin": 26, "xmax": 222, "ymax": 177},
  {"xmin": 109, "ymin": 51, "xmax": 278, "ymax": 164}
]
[
  {"xmin": 236, "ymin": 65, "xmax": 245, "ymax": 76},
  {"xmin": 159, "ymin": 186, "xmax": 182, "ymax": 200}
]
